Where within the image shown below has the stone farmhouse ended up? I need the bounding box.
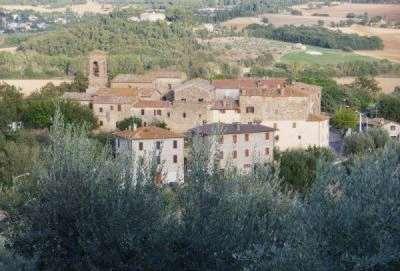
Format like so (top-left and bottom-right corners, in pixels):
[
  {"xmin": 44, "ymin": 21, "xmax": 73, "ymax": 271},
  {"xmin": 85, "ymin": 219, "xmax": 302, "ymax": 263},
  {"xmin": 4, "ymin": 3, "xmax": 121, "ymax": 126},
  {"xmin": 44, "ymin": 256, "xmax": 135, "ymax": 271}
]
[
  {"xmin": 363, "ymin": 117, "xmax": 400, "ymax": 140},
  {"xmin": 113, "ymin": 126, "xmax": 184, "ymax": 184},
  {"xmin": 64, "ymin": 51, "xmax": 329, "ymax": 152},
  {"xmin": 186, "ymin": 123, "xmax": 275, "ymax": 172}
]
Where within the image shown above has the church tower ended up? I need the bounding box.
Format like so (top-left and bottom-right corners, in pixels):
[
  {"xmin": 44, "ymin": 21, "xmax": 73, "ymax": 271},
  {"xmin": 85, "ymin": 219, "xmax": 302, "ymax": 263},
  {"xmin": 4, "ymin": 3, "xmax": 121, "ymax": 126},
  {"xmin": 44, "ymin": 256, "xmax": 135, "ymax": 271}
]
[{"xmin": 87, "ymin": 50, "xmax": 108, "ymax": 94}]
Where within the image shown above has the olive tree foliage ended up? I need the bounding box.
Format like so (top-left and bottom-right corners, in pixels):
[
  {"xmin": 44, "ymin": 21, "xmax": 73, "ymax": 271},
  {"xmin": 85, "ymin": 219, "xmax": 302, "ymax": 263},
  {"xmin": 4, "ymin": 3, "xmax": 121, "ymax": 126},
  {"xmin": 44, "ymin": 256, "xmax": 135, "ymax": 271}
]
[
  {"xmin": 342, "ymin": 128, "xmax": 390, "ymax": 156},
  {"xmin": 1, "ymin": 112, "xmax": 400, "ymax": 270},
  {"xmin": 296, "ymin": 143, "xmax": 400, "ymax": 270}
]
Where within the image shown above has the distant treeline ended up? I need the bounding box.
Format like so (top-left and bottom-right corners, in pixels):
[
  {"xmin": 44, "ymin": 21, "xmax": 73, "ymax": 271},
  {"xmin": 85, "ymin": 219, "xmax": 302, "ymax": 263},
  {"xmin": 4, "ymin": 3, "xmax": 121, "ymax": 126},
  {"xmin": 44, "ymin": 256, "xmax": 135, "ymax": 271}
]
[
  {"xmin": 246, "ymin": 24, "xmax": 383, "ymax": 50},
  {"xmin": 196, "ymin": 0, "xmax": 308, "ymax": 23},
  {"xmin": 0, "ymin": 0, "xmax": 86, "ymax": 5}
]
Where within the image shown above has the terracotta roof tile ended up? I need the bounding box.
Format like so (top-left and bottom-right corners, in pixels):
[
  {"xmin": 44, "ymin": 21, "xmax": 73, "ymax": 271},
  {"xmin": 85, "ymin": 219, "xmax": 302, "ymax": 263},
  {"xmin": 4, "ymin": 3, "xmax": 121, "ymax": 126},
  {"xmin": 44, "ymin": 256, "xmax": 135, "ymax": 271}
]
[
  {"xmin": 307, "ymin": 114, "xmax": 330, "ymax": 122},
  {"xmin": 97, "ymin": 87, "xmax": 139, "ymax": 97},
  {"xmin": 113, "ymin": 126, "xmax": 183, "ymax": 140},
  {"xmin": 212, "ymin": 78, "xmax": 287, "ymax": 90}
]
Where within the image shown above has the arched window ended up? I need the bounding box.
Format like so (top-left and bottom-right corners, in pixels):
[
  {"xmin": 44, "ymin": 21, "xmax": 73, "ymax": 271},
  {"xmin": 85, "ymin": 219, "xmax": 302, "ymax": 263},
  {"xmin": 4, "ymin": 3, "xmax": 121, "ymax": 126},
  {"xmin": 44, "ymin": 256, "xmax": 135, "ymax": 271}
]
[{"xmin": 93, "ymin": 61, "xmax": 100, "ymax": 77}]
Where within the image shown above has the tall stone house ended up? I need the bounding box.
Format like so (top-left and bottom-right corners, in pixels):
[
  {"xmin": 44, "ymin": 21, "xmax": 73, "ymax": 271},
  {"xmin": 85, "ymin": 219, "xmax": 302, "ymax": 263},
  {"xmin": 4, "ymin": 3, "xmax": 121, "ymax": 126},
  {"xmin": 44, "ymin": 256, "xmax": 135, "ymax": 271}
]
[
  {"xmin": 113, "ymin": 126, "xmax": 184, "ymax": 184},
  {"xmin": 186, "ymin": 123, "xmax": 275, "ymax": 172},
  {"xmin": 64, "ymin": 51, "xmax": 329, "ymax": 152}
]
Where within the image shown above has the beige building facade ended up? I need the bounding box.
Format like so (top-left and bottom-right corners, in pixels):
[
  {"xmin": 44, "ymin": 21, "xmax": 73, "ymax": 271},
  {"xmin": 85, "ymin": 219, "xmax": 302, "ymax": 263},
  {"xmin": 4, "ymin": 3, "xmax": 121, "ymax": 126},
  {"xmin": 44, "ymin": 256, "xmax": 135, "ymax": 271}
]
[
  {"xmin": 186, "ymin": 123, "xmax": 275, "ymax": 172},
  {"xmin": 113, "ymin": 127, "xmax": 184, "ymax": 184}
]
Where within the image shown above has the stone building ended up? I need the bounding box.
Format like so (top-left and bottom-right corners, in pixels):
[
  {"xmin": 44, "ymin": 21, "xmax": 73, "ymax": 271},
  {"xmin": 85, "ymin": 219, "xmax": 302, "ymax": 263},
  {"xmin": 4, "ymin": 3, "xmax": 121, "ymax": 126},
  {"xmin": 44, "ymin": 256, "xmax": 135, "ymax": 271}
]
[
  {"xmin": 186, "ymin": 123, "xmax": 275, "ymax": 171},
  {"xmin": 110, "ymin": 70, "xmax": 186, "ymax": 98},
  {"xmin": 363, "ymin": 117, "xmax": 400, "ymax": 140},
  {"xmin": 211, "ymin": 79, "xmax": 329, "ymax": 150},
  {"xmin": 131, "ymin": 100, "xmax": 172, "ymax": 126},
  {"xmin": 113, "ymin": 126, "xmax": 184, "ymax": 184},
  {"xmin": 87, "ymin": 50, "xmax": 108, "ymax": 94}
]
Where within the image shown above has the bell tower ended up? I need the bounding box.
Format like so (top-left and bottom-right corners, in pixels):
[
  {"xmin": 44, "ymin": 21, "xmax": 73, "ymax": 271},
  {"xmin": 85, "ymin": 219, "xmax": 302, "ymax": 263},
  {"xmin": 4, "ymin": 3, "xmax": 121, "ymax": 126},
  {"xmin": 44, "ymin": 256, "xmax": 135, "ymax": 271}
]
[{"xmin": 87, "ymin": 50, "xmax": 108, "ymax": 94}]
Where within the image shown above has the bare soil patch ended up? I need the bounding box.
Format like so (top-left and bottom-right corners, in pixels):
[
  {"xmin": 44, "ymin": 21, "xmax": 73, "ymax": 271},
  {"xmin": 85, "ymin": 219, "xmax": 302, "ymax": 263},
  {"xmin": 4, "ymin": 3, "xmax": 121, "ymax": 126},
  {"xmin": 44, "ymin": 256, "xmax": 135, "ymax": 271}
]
[
  {"xmin": 335, "ymin": 76, "xmax": 400, "ymax": 94},
  {"xmin": 339, "ymin": 25, "xmax": 400, "ymax": 63},
  {"xmin": 0, "ymin": 47, "xmax": 17, "ymax": 53},
  {"xmin": 0, "ymin": 0, "xmax": 114, "ymax": 15},
  {"xmin": 294, "ymin": 3, "xmax": 400, "ymax": 22},
  {"xmin": 1, "ymin": 78, "xmax": 72, "ymax": 96}
]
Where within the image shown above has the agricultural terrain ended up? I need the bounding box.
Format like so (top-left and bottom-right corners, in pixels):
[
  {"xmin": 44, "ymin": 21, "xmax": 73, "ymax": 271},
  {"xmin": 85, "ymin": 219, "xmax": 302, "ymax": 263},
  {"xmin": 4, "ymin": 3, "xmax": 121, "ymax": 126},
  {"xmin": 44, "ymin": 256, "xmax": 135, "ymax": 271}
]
[
  {"xmin": 335, "ymin": 76, "xmax": 400, "ymax": 94},
  {"xmin": 0, "ymin": 78, "xmax": 72, "ymax": 96}
]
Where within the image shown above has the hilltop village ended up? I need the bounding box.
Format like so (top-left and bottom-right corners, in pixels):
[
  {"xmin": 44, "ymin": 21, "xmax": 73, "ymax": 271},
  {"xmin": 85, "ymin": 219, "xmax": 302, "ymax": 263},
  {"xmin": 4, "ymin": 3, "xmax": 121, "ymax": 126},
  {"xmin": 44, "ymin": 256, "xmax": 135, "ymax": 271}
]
[{"xmin": 63, "ymin": 51, "xmax": 329, "ymax": 183}]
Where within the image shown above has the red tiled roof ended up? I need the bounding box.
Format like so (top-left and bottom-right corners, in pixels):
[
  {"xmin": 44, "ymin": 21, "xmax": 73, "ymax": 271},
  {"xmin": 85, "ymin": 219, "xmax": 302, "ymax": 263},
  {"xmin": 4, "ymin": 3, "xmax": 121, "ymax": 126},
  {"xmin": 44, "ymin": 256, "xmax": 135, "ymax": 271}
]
[
  {"xmin": 63, "ymin": 92, "xmax": 94, "ymax": 101},
  {"xmin": 111, "ymin": 69, "xmax": 185, "ymax": 83},
  {"xmin": 93, "ymin": 95, "xmax": 137, "ymax": 104},
  {"xmin": 97, "ymin": 87, "xmax": 139, "ymax": 97},
  {"xmin": 307, "ymin": 114, "xmax": 330, "ymax": 122},
  {"xmin": 113, "ymin": 126, "xmax": 183, "ymax": 140}
]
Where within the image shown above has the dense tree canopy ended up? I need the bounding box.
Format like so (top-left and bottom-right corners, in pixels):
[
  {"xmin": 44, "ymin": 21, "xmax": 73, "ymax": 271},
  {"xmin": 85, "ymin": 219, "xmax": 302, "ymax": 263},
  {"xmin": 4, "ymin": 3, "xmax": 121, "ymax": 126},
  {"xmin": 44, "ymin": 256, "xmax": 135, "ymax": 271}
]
[{"xmin": 246, "ymin": 24, "xmax": 384, "ymax": 50}]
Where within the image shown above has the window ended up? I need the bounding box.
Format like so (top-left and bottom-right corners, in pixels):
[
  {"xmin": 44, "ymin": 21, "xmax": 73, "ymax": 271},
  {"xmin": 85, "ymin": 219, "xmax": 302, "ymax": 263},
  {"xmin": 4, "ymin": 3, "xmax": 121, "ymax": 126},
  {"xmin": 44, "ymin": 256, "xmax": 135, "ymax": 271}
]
[
  {"xmin": 118, "ymin": 104, "xmax": 121, "ymax": 112},
  {"xmin": 292, "ymin": 122, "xmax": 296, "ymax": 128},
  {"xmin": 99, "ymin": 107, "xmax": 103, "ymax": 113},
  {"xmin": 245, "ymin": 149, "xmax": 249, "ymax": 157},
  {"xmin": 141, "ymin": 109, "xmax": 145, "ymax": 115},
  {"xmin": 220, "ymin": 109, "xmax": 226, "ymax": 114},
  {"xmin": 110, "ymin": 105, "xmax": 114, "ymax": 110},
  {"xmin": 154, "ymin": 110, "xmax": 157, "ymax": 116},
  {"xmin": 298, "ymin": 135, "xmax": 301, "ymax": 140},
  {"xmin": 265, "ymin": 133, "xmax": 270, "ymax": 140},
  {"xmin": 391, "ymin": 125, "xmax": 396, "ymax": 131},
  {"xmin": 219, "ymin": 136, "xmax": 224, "ymax": 144},
  {"xmin": 183, "ymin": 112, "xmax": 186, "ymax": 118},
  {"xmin": 157, "ymin": 110, "xmax": 162, "ymax": 116},
  {"xmin": 173, "ymin": 155, "xmax": 178, "ymax": 163},
  {"xmin": 139, "ymin": 142, "xmax": 143, "ymax": 151},
  {"xmin": 233, "ymin": 151, "xmax": 237, "ymax": 159},
  {"xmin": 181, "ymin": 98, "xmax": 186, "ymax": 102},
  {"xmin": 173, "ymin": 140, "xmax": 178, "ymax": 149},
  {"xmin": 168, "ymin": 83, "xmax": 172, "ymax": 90},
  {"xmin": 89, "ymin": 103, "xmax": 93, "ymax": 109},
  {"xmin": 167, "ymin": 112, "xmax": 171, "ymax": 117},
  {"xmin": 99, "ymin": 120, "xmax": 103, "ymax": 126},
  {"xmin": 273, "ymin": 123, "xmax": 277, "ymax": 129},
  {"xmin": 156, "ymin": 156, "xmax": 161, "ymax": 165},
  {"xmin": 233, "ymin": 135, "xmax": 237, "ymax": 143},
  {"xmin": 156, "ymin": 141, "xmax": 161, "ymax": 150},
  {"xmin": 93, "ymin": 61, "xmax": 99, "ymax": 77},
  {"xmin": 198, "ymin": 98, "xmax": 204, "ymax": 102},
  {"xmin": 265, "ymin": 148, "xmax": 270, "ymax": 155},
  {"xmin": 245, "ymin": 134, "xmax": 249, "ymax": 141},
  {"xmin": 246, "ymin": 106, "xmax": 255, "ymax": 113}
]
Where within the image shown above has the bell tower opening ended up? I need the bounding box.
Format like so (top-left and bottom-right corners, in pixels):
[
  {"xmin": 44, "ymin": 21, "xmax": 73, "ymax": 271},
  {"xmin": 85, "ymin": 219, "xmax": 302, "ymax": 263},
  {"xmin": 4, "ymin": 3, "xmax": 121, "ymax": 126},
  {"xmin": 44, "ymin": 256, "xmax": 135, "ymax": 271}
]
[{"xmin": 87, "ymin": 50, "xmax": 108, "ymax": 94}]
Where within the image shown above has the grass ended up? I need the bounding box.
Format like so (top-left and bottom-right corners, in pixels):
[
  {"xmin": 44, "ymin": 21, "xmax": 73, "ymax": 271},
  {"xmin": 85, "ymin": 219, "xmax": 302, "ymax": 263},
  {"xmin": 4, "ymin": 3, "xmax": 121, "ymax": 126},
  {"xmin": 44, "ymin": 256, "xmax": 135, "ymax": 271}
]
[{"xmin": 281, "ymin": 47, "xmax": 374, "ymax": 65}]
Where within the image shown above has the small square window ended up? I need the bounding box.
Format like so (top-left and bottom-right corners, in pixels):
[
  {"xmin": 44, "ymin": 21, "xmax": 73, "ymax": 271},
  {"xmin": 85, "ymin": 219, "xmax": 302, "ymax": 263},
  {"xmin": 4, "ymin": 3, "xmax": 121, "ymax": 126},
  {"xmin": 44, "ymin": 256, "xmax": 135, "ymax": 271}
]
[
  {"xmin": 233, "ymin": 135, "xmax": 237, "ymax": 143},
  {"xmin": 141, "ymin": 109, "xmax": 145, "ymax": 115},
  {"xmin": 156, "ymin": 156, "xmax": 161, "ymax": 165},
  {"xmin": 99, "ymin": 120, "xmax": 103, "ymax": 126},
  {"xmin": 245, "ymin": 134, "xmax": 249, "ymax": 141},
  {"xmin": 139, "ymin": 142, "xmax": 143, "ymax": 151},
  {"xmin": 298, "ymin": 135, "xmax": 301, "ymax": 140},
  {"xmin": 99, "ymin": 107, "xmax": 103, "ymax": 113},
  {"xmin": 156, "ymin": 141, "xmax": 161, "ymax": 150},
  {"xmin": 173, "ymin": 140, "xmax": 178, "ymax": 149},
  {"xmin": 167, "ymin": 112, "xmax": 171, "ymax": 117},
  {"xmin": 265, "ymin": 133, "xmax": 270, "ymax": 140},
  {"xmin": 265, "ymin": 148, "xmax": 270, "ymax": 155},
  {"xmin": 233, "ymin": 151, "xmax": 237, "ymax": 159},
  {"xmin": 110, "ymin": 105, "xmax": 114, "ymax": 110},
  {"xmin": 173, "ymin": 155, "xmax": 178, "ymax": 163},
  {"xmin": 183, "ymin": 113, "xmax": 186, "ymax": 118},
  {"xmin": 198, "ymin": 98, "xmax": 204, "ymax": 102},
  {"xmin": 245, "ymin": 149, "xmax": 249, "ymax": 157},
  {"xmin": 246, "ymin": 106, "xmax": 254, "ymax": 113}
]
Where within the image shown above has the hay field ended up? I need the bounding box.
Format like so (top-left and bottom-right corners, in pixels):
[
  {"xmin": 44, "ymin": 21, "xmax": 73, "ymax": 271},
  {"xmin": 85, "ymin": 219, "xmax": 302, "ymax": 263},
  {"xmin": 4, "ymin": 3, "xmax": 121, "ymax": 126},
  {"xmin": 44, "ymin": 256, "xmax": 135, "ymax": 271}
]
[
  {"xmin": 0, "ymin": 0, "xmax": 113, "ymax": 15},
  {"xmin": 281, "ymin": 47, "xmax": 373, "ymax": 65},
  {"xmin": 334, "ymin": 76, "xmax": 400, "ymax": 94},
  {"xmin": 0, "ymin": 47, "xmax": 17, "ymax": 53},
  {"xmin": 1, "ymin": 78, "xmax": 72, "ymax": 96},
  {"xmin": 294, "ymin": 3, "xmax": 400, "ymax": 22},
  {"xmin": 339, "ymin": 25, "xmax": 400, "ymax": 63}
]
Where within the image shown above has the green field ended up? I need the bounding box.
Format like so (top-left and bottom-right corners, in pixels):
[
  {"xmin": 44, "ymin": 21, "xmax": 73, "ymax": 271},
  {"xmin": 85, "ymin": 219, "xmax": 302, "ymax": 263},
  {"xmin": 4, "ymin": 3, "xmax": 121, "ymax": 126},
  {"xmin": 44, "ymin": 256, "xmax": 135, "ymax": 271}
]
[{"xmin": 281, "ymin": 47, "xmax": 374, "ymax": 65}]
